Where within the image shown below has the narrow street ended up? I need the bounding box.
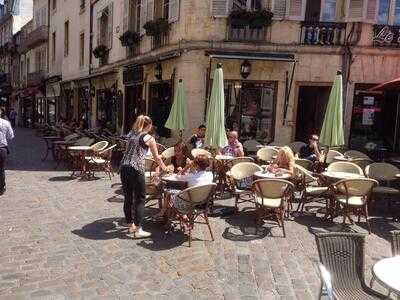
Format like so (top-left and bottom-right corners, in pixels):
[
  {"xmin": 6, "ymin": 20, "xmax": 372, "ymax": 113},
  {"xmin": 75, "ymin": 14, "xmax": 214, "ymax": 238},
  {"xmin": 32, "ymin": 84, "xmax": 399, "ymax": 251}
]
[{"xmin": 0, "ymin": 129, "xmax": 396, "ymax": 299}]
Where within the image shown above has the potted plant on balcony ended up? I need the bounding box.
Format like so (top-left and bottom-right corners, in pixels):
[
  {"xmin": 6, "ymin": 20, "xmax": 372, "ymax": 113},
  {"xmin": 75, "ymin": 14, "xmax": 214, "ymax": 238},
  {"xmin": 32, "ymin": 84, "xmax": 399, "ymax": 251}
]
[
  {"xmin": 143, "ymin": 18, "xmax": 170, "ymax": 36},
  {"xmin": 228, "ymin": 9, "xmax": 250, "ymax": 27},
  {"xmin": 248, "ymin": 9, "xmax": 273, "ymax": 28},
  {"xmin": 119, "ymin": 30, "xmax": 141, "ymax": 47},
  {"xmin": 93, "ymin": 44, "xmax": 108, "ymax": 58}
]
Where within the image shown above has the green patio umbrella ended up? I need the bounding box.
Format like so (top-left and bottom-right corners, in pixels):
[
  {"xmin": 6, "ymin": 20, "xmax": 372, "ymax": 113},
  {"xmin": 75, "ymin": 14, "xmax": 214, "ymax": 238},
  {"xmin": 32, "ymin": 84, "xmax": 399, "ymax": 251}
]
[
  {"xmin": 205, "ymin": 64, "xmax": 228, "ymax": 149},
  {"xmin": 165, "ymin": 79, "xmax": 187, "ymax": 138},
  {"xmin": 320, "ymin": 71, "xmax": 345, "ymax": 148}
]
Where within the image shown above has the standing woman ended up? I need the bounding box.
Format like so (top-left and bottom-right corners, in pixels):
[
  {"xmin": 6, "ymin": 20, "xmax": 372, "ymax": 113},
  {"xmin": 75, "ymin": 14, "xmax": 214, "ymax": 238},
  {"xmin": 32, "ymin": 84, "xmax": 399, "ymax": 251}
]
[{"xmin": 120, "ymin": 115, "xmax": 169, "ymax": 238}]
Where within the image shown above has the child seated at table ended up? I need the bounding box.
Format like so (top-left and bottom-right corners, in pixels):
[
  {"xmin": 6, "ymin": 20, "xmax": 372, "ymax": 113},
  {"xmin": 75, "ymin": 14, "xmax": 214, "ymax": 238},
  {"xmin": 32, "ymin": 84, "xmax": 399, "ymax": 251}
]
[
  {"xmin": 267, "ymin": 146, "xmax": 295, "ymax": 176},
  {"xmin": 170, "ymin": 141, "xmax": 191, "ymax": 173},
  {"xmin": 154, "ymin": 154, "xmax": 213, "ymax": 218}
]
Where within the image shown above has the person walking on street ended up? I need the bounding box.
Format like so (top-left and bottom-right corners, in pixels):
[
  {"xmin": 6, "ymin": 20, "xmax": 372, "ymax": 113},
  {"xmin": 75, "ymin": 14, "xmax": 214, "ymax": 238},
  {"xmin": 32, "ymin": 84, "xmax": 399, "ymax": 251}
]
[
  {"xmin": 0, "ymin": 110, "xmax": 14, "ymax": 194},
  {"xmin": 120, "ymin": 115, "xmax": 170, "ymax": 238},
  {"xmin": 9, "ymin": 108, "xmax": 17, "ymax": 128}
]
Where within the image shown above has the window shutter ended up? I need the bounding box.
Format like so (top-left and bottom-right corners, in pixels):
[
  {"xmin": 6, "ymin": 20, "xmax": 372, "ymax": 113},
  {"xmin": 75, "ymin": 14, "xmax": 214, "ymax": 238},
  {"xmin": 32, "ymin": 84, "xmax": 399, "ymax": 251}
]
[
  {"xmin": 211, "ymin": 0, "xmax": 229, "ymax": 17},
  {"xmin": 140, "ymin": 0, "xmax": 147, "ymax": 35},
  {"xmin": 287, "ymin": 0, "xmax": 305, "ymax": 20},
  {"xmin": 123, "ymin": 0, "xmax": 130, "ymax": 31},
  {"xmin": 346, "ymin": 0, "xmax": 365, "ymax": 21},
  {"xmin": 272, "ymin": 0, "xmax": 287, "ymax": 19},
  {"xmin": 364, "ymin": 0, "xmax": 377, "ymax": 23},
  {"xmin": 321, "ymin": 0, "xmax": 338, "ymax": 21},
  {"xmin": 147, "ymin": 0, "xmax": 154, "ymax": 21},
  {"xmin": 97, "ymin": 17, "xmax": 101, "ymax": 46},
  {"xmin": 168, "ymin": 0, "xmax": 179, "ymax": 22},
  {"xmin": 108, "ymin": 3, "xmax": 113, "ymax": 49}
]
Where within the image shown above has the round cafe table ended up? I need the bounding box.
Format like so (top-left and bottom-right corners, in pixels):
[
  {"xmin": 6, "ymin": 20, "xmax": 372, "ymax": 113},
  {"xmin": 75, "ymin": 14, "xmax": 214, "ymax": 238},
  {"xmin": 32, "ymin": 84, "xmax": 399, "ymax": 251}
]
[
  {"xmin": 321, "ymin": 171, "xmax": 364, "ymax": 183},
  {"xmin": 254, "ymin": 170, "xmax": 291, "ymax": 180},
  {"xmin": 372, "ymin": 256, "xmax": 400, "ymax": 298},
  {"xmin": 68, "ymin": 146, "xmax": 93, "ymax": 178}
]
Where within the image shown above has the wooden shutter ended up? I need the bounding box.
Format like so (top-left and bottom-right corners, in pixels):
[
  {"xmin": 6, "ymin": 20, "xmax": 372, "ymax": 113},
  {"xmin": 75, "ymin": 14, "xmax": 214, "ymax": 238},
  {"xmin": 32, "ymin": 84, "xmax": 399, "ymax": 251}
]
[
  {"xmin": 272, "ymin": 0, "xmax": 287, "ymax": 19},
  {"xmin": 108, "ymin": 3, "xmax": 113, "ymax": 49},
  {"xmin": 287, "ymin": 0, "xmax": 305, "ymax": 20},
  {"xmin": 140, "ymin": 0, "xmax": 147, "ymax": 35},
  {"xmin": 123, "ymin": 0, "xmax": 130, "ymax": 31},
  {"xmin": 147, "ymin": 0, "xmax": 154, "ymax": 21},
  {"xmin": 97, "ymin": 16, "xmax": 101, "ymax": 46},
  {"xmin": 211, "ymin": 0, "xmax": 229, "ymax": 17},
  {"xmin": 168, "ymin": 0, "xmax": 179, "ymax": 22},
  {"xmin": 364, "ymin": 0, "xmax": 377, "ymax": 23},
  {"xmin": 346, "ymin": 0, "xmax": 365, "ymax": 21}
]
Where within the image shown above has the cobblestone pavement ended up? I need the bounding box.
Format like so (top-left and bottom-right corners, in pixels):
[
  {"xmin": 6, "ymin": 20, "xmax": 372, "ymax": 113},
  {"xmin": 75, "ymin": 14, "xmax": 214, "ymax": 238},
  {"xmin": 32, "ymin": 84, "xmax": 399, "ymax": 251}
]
[{"xmin": 0, "ymin": 128, "xmax": 398, "ymax": 300}]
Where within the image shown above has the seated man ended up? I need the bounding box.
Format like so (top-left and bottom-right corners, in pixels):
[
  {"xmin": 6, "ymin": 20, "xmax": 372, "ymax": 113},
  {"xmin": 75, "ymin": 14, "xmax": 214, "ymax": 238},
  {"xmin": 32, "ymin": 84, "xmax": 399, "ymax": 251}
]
[
  {"xmin": 188, "ymin": 125, "xmax": 206, "ymax": 149},
  {"xmin": 299, "ymin": 134, "xmax": 321, "ymax": 162}
]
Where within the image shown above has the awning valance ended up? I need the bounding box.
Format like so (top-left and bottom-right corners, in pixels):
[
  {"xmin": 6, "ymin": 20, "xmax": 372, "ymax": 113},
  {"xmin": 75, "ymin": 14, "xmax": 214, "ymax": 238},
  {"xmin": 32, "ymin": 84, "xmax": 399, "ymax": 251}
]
[
  {"xmin": 370, "ymin": 77, "xmax": 400, "ymax": 91},
  {"xmin": 205, "ymin": 50, "xmax": 296, "ymax": 62}
]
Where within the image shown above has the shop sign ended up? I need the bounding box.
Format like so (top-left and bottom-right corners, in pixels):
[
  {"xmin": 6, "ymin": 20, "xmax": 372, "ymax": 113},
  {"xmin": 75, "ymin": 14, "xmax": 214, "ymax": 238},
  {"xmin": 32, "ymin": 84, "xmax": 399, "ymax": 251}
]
[{"xmin": 373, "ymin": 25, "xmax": 400, "ymax": 46}]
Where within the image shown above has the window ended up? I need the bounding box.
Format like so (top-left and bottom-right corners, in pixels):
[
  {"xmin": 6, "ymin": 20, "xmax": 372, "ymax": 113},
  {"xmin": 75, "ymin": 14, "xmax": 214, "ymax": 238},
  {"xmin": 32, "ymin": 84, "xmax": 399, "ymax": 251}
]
[
  {"xmin": 27, "ymin": 57, "xmax": 30, "ymax": 74},
  {"xmin": 64, "ymin": 21, "xmax": 69, "ymax": 56},
  {"xmin": 52, "ymin": 0, "xmax": 56, "ymax": 10},
  {"xmin": 52, "ymin": 31, "xmax": 56, "ymax": 62},
  {"xmin": 231, "ymin": 0, "xmax": 262, "ymax": 11},
  {"xmin": 79, "ymin": 32, "xmax": 84, "ymax": 67},
  {"xmin": 163, "ymin": 0, "xmax": 169, "ymax": 19},
  {"xmin": 321, "ymin": 0, "xmax": 337, "ymax": 21},
  {"xmin": 80, "ymin": 0, "xmax": 85, "ymax": 9},
  {"xmin": 394, "ymin": 0, "xmax": 400, "ymax": 24},
  {"xmin": 378, "ymin": 0, "xmax": 390, "ymax": 24}
]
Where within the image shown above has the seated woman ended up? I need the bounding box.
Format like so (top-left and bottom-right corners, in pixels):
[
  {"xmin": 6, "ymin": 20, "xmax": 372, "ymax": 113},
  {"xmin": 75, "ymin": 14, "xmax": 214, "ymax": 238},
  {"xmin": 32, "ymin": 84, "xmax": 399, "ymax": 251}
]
[
  {"xmin": 267, "ymin": 146, "xmax": 295, "ymax": 176},
  {"xmin": 155, "ymin": 154, "xmax": 213, "ymax": 218},
  {"xmin": 220, "ymin": 131, "xmax": 244, "ymax": 157},
  {"xmin": 170, "ymin": 141, "xmax": 191, "ymax": 173}
]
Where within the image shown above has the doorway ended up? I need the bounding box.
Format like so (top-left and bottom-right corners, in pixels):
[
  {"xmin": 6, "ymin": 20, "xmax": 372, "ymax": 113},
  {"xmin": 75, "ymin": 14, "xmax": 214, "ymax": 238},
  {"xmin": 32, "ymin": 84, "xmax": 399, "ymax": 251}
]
[
  {"xmin": 295, "ymin": 85, "xmax": 331, "ymax": 142},
  {"xmin": 149, "ymin": 81, "xmax": 172, "ymax": 138},
  {"xmin": 124, "ymin": 84, "xmax": 144, "ymax": 133}
]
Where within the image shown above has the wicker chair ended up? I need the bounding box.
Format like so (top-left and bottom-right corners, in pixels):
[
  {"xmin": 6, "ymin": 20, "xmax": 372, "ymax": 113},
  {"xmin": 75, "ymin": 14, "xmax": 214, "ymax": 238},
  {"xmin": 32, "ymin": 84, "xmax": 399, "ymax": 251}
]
[
  {"xmin": 90, "ymin": 141, "xmax": 109, "ymax": 152},
  {"xmin": 256, "ymin": 147, "xmax": 279, "ymax": 164},
  {"xmin": 289, "ymin": 141, "xmax": 307, "ymax": 155},
  {"xmin": 322, "ymin": 150, "xmax": 344, "ymax": 164},
  {"xmin": 191, "ymin": 148, "xmax": 212, "ymax": 158},
  {"xmin": 169, "ymin": 183, "xmax": 217, "ymax": 247},
  {"xmin": 243, "ymin": 139, "xmax": 261, "ymax": 154},
  {"xmin": 227, "ymin": 156, "xmax": 254, "ymax": 168},
  {"xmin": 86, "ymin": 145, "xmax": 116, "ymax": 179},
  {"xmin": 161, "ymin": 147, "xmax": 175, "ymax": 165},
  {"xmin": 315, "ymin": 232, "xmax": 388, "ymax": 300},
  {"xmin": 294, "ymin": 164, "xmax": 329, "ymax": 214},
  {"xmin": 253, "ymin": 179, "xmax": 294, "ymax": 237},
  {"xmin": 332, "ymin": 178, "xmax": 378, "ymax": 233},
  {"xmin": 344, "ymin": 150, "xmax": 371, "ymax": 160},
  {"xmin": 229, "ymin": 162, "xmax": 262, "ymax": 212},
  {"xmin": 327, "ymin": 161, "xmax": 364, "ymax": 175},
  {"xmin": 391, "ymin": 230, "xmax": 400, "ymax": 256},
  {"xmin": 295, "ymin": 158, "xmax": 313, "ymax": 171},
  {"xmin": 144, "ymin": 158, "xmax": 162, "ymax": 202}
]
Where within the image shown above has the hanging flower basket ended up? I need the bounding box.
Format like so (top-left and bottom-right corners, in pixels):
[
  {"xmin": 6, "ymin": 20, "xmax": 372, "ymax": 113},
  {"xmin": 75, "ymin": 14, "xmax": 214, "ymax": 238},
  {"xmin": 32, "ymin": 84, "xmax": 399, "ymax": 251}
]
[
  {"xmin": 93, "ymin": 44, "xmax": 109, "ymax": 59},
  {"xmin": 144, "ymin": 18, "xmax": 170, "ymax": 36},
  {"xmin": 228, "ymin": 9, "xmax": 250, "ymax": 27},
  {"xmin": 119, "ymin": 30, "xmax": 141, "ymax": 47},
  {"xmin": 249, "ymin": 9, "xmax": 273, "ymax": 28}
]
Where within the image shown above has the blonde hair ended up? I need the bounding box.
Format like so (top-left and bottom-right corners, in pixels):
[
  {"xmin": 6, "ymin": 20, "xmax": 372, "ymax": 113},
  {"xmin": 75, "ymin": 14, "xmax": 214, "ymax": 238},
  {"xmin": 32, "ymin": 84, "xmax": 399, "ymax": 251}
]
[
  {"xmin": 277, "ymin": 146, "xmax": 295, "ymax": 167},
  {"xmin": 132, "ymin": 115, "xmax": 152, "ymax": 133}
]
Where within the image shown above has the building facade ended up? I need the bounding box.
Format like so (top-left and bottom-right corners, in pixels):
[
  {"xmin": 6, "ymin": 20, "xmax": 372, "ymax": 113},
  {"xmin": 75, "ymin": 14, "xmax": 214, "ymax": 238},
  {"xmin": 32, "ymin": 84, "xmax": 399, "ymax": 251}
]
[
  {"xmin": 0, "ymin": 0, "xmax": 32, "ymax": 116},
  {"xmin": 45, "ymin": 0, "xmax": 400, "ymax": 151}
]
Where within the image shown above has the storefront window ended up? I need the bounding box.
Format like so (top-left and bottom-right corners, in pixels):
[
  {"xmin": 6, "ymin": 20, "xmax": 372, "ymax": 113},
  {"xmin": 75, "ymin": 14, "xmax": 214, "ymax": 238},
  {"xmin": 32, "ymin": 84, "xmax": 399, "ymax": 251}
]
[
  {"xmin": 224, "ymin": 81, "xmax": 276, "ymax": 143},
  {"xmin": 36, "ymin": 98, "xmax": 45, "ymax": 124},
  {"xmin": 378, "ymin": 0, "xmax": 390, "ymax": 24}
]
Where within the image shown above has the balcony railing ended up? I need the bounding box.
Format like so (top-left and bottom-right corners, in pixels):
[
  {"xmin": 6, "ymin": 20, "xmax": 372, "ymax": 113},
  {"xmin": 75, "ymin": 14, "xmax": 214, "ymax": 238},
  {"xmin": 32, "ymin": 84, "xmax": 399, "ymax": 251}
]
[
  {"xmin": 19, "ymin": 25, "xmax": 49, "ymax": 52},
  {"xmin": 151, "ymin": 32, "xmax": 169, "ymax": 50},
  {"xmin": 300, "ymin": 22, "xmax": 346, "ymax": 46},
  {"xmin": 27, "ymin": 71, "xmax": 46, "ymax": 87},
  {"xmin": 227, "ymin": 25, "xmax": 266, "ymax": 42}
]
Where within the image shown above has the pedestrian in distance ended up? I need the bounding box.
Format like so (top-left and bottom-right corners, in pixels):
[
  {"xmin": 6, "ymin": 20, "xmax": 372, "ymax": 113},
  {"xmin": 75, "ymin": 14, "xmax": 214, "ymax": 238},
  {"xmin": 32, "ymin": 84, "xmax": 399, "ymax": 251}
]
[{"xmin": 0, "ymin": 109, "xmax": 14, "ymax": 195}]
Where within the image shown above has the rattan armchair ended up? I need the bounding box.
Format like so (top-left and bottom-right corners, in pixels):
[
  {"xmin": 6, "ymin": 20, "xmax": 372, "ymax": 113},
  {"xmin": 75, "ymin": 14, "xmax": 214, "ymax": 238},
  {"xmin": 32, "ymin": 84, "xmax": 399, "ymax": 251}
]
[
  {"xmin": 344, "ymin": 150, "xmax": 371, "ymax": 160},
  {"xmin": 294, "ymin": 164, "xmax": 329, "ymax": 214},
  {"xmin": 191, "ymin": 148, "xmax": 212, "ymax": 158},
  {"xmin": 256, "ymin": 147, "xmax": 279, "ymax": 164},
  {"xmin": 315, "ymin": 232, "xmax": 389, "ymax": 300},
  {"xmin": 86, "ymin": 145, "xmax": 116, "ymax": 179},
  {"xmin": 327, "ymin": 161, "xmax": 364, "ymax": 175},
  {"xmin": 321, "ymin": 150, "xmax": 344, "ymax": 164},
  {"xmin": 288, "ymin": 141, "xmax": 307, "ymax": 155},
  {"xmin": 391, "ymin": 230, "xmax": 400, "ymax": 256},
  {"xmin": 243, "ymin": 139, "xmax": 261, "ymax": 155},
  {"xmin": 169, "ymin": 183, "xmax": 217, "ymax": 247},
  {"xmin": 332, "ymin": 178, "xmax": 378, "ymax": 233},
  {"xmin": 253, "ymin": 179, "xmax": 294, "ymax": 237},
  {"xmin": 295, "ymin": 158, "xmax": 313, "ymax": 170}
]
